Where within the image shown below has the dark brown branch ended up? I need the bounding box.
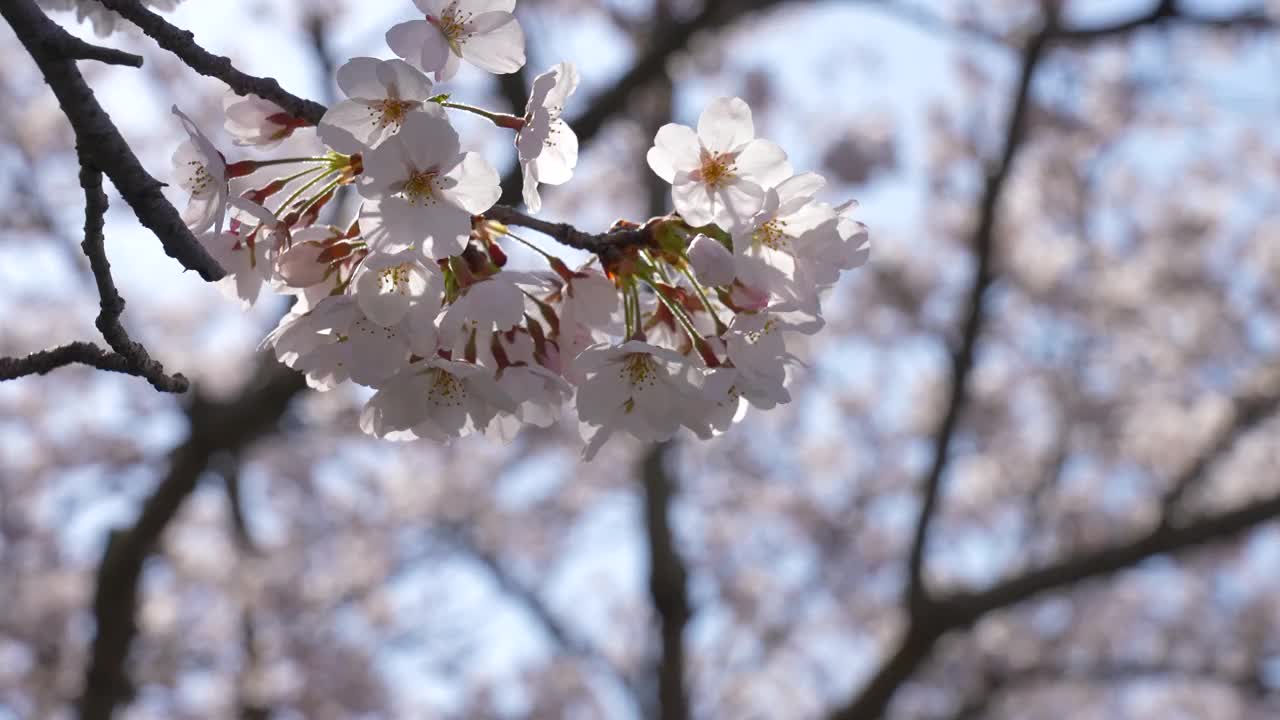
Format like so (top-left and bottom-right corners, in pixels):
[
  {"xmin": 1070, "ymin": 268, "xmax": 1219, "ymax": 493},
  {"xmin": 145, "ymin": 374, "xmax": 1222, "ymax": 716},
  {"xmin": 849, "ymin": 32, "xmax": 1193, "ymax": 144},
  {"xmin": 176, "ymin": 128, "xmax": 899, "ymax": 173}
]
[
  {"xmin": 93, "ymin": 0, "xmax": 327, "ymax": 125},
  {"xmin": 0, "ymin": 0, "xmax": 224, "ymax": 281},
  {"xmin": 78, "ymin": 160, "xmax": 190, "ymax": 391},
  {"xmin": 57, "ymin": 34, "xmax": 144, "ymax": 67},
  {"xmin": 0, "ymin": 160, "xmax": 189, "ymax": 391},
  {"xmin": 485, "ymin": 204, "xmax": 661, "ymax": 256},
  {"xmin": 0, "ymin": 341, "xmax": 143, "ymax": 380},
  {"xmin": 78, "ymin": 361, "xmax": 305, "ymax": 720},
  {"xmin": 640, "ymin": 443, "xmax": 691, "ymax": 720},
  {"xmin": 904, "ymin": 4, "xmax": 1058, "ymax": 612}
]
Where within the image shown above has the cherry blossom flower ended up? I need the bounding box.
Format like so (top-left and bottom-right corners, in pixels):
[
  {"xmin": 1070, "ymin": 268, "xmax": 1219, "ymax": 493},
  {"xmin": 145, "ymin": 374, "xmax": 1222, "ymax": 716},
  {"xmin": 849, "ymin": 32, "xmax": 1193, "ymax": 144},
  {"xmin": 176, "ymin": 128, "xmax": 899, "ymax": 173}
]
[
  {"xmin": 575, "ymin": 341, "xmax": 707, "ymax": 459},
  {"xmin": 172, "ymin": 106, "xmax": 229, "ymax": 235},
  {"xmin": 386, "ymin": 0, "xmax": 526, "ymax": 83},
  {"xmin": 647, "ymin": 96, "xmax": 792, "ymax": 230},
  {"xmin": 494, "ymin": 362, "xmax": 572, "ymax": 434},
  {"xmin": 438, "ymin": 270, "xmax": 544, "ymax": 357},
  {"xmin": 318, "ymin": 57, "xmax": 434, "ymax": 154},
  {"xmin": 686, "ymin": 233, "xmax": 735, "ymax": 287},
  {"xmin": 198, "ymin": 229, "xmax": 271, "ymax": 308},
  {"xmin": 223, "ymin": 92, "xmax": 303, "ymax": 149},
  {"xmin": 274, "ymin": 294, "xmax": 419, "ymax": 389},
  {"xmin": 360, "ymin": 359, "xmax": 517, "ymax": 441},
  {"xmin": 794, "ymin": 198, "xmax": 871, "ymax": 288},
  {"xmin": 731, "ymin": 172, "xmax": 840, "ymax": 302},
  {"xmin": 353, "ymin": 249, "xmax": 443, "ymax": 328},
  {"xmin": 358, "ymin": 109, "xmax": 500, "ymax": 258},
  {"xmin": 554, "ymin": 268, "xmax": 619, "ymax": 380},
  {"xmin": 516, "ymin": 62, "xmax": 579, "ymax": 213}
]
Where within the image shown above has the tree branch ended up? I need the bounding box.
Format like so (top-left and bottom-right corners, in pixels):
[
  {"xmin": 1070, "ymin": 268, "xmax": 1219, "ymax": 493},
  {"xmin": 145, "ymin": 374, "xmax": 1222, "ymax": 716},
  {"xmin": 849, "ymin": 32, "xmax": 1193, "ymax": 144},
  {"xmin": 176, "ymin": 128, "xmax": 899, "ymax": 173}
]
[
  {"xmin": 0, "ymin": 158, "xmax": 189, "ymax": 391},
  {"xmin": 93, "ymin": 0, "xmax": 327, "ymax": 125},
  {"xmin": 77, "ymin": 360, "xmax": 305, "ymax": 720},
  {"xmin": 949, "ymin": 659, "xmax": 1269, "ymax": 720},
  {"xmin": 640, "ymin": 443, "xmax": 691, "ymax": 720},
  {"xmin": 831, "ymin": 373, "xmax": 1280, "ymax": 720},
  {"xmin": 485, "ymin": 204, "xmax": 662, "ymax": 256},
  {"xmin": 1, "ymin": 0, "xmax": 223, "ymax": 280},
  {"xmin": 832, "ymin": 7, "xmax": 1060, "ymax": 718},
  {"xmin": 904, "ymin": 2, "xmax": 1058, "ymax": 612},
  {"xmin": 1159, "ymin": 376, "xmax": 1280, "ymax": 521},
  {"xmin": 1056, "ymin": 0, "xmax": 1273, "ymax": 42}
]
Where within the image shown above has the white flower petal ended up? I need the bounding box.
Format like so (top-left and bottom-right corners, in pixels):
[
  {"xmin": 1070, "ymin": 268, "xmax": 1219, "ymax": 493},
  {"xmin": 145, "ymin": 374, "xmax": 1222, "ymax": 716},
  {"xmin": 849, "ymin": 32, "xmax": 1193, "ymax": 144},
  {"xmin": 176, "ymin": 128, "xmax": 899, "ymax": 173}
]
[
  {"xmin": 439, "ymin": 151, "xmax": 500, "ymax": 214},
  {"xmin": 735, "ymin": 138, "xmax": 792, "ymax": 190},
  {"xmin": 459, "ymin": 11, "xmax": 525, "ymax": 74},
  {"xmin": 647, "ymin": 123, "xmax": 700, "ymax": 183},
  {"xmin": 336, "ymin": 57, "xmax": 385, "ymax": 98},
  {"xmin": 698, "ymin": 97, "xmax": 754, "ymax": 153}
]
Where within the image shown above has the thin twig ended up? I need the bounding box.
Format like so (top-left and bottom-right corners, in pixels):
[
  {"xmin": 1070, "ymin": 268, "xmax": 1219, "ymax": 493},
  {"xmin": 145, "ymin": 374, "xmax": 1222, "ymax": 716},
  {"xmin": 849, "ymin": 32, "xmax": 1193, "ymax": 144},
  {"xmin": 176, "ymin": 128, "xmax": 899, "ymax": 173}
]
[
  {"xmin": 94, "ymin": 0, "xmax": 327, "ymax": 124},
  {"xmin": 0, "ymin": 159, "xmax": 189, "ymax": 391}
]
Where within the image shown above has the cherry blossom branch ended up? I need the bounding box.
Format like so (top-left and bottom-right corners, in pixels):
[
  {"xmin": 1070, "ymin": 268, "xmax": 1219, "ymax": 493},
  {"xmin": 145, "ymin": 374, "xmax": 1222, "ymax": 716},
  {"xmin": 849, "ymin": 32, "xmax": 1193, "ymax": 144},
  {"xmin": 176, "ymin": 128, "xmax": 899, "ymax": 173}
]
[
  {"xmin": 92, "ymin": 0, "xmax": 327, "ymax": 124},
  {"xmin": 1, "ymin": 0, "xmax": 224, "ymax": 281},
  {"xmin": 0, "ymin": 160, "xmax": 190, "ymax": 392},
  {"xmin": 485, "ymin": 204, "xmax": 663, "ymax": 256}
]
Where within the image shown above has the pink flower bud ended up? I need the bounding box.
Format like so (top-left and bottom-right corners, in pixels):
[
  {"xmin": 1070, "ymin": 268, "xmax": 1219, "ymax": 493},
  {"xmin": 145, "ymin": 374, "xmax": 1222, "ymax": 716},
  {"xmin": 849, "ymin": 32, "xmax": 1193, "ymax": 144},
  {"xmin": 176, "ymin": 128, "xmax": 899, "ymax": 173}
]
[{"xmin": 276, "ymin": 241, "xmax": 328, "ymax": 288}]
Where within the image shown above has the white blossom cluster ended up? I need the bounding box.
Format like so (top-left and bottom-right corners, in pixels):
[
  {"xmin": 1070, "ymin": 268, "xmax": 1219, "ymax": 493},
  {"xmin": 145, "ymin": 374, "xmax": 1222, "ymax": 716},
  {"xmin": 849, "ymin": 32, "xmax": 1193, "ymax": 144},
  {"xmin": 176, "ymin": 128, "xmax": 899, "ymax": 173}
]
[{"xmin": 166, "ymin": 0, "xmax": 869, "ymax": 459}]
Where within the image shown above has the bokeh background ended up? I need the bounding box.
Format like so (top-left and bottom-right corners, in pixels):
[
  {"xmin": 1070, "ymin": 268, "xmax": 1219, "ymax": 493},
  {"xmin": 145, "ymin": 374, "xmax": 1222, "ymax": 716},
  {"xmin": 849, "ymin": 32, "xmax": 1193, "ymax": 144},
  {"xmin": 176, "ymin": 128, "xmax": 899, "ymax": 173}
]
[{"xmin": 4, "ymin": 0, "xmax": 1280, "ymax": 718}]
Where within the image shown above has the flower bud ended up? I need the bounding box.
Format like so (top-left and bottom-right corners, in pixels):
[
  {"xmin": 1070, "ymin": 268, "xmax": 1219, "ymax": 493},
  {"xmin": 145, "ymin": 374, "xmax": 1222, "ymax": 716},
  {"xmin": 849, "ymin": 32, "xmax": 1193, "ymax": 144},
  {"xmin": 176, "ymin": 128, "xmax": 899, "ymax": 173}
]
[
  {"xmin": 687, "ymin": 234, "xmax": 735, "ymax": 287},
  {"xmin": 276, "ymin": 241, "xmax": 328, "ymax": 288}
]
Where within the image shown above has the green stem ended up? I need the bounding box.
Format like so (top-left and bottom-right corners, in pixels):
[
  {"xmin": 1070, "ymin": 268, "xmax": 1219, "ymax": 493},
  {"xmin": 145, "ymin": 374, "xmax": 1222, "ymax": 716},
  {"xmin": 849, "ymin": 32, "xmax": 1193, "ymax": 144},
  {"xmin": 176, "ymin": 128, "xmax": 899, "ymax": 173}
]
[
  {"xmin": 276, "ymin": 169, "xmax": 337, "ymax": 218},
  {"xmin": 254, "ymin": 156, "xmax": 334, "ymax": 167},
  {"xmin": 502, "ymin": 229, "xmax": 557, "ymax": 262},
  {"xmin": 298, "ymin": 177, "xmax": 342, "ymax": 216},
  {"xmin": 678, "ymin": 264, "xmax": 727, "ymax": 334}
]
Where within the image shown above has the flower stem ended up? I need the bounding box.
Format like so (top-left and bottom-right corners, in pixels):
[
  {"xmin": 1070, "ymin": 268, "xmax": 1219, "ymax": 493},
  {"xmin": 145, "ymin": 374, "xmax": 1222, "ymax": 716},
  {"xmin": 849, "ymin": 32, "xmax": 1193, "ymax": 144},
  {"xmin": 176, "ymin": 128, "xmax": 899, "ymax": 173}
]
[
  {"xmin": 276, "ymin": 169, "xmax": 337, "ymax": 218},
  {"xmin": 678, "ymin": 264, "xmax": 727, "ymax": 335},
  {"xmin": 297, "ymin": 177, "xmax": 342, "ymax": 216},
  {"xmin": 643, "ymin": 279, "xmax": 700, "ymax": 344},
  {"xmin": 439, "ymin": 101, "xmax": 525, "ymax": 130},
  {"xmin": 501, "ymin": 228, "xmax": 556, "ymax": 262}
]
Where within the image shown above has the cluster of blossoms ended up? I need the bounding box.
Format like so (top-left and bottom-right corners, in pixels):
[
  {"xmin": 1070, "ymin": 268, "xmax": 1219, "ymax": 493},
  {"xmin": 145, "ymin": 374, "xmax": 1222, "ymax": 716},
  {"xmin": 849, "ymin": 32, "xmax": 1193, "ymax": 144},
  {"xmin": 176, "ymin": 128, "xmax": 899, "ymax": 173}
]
[{"xmin": 167, "ymin": 0, "xmax": 869, "ymax": 459}]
